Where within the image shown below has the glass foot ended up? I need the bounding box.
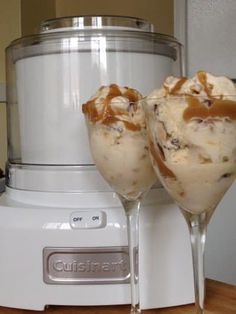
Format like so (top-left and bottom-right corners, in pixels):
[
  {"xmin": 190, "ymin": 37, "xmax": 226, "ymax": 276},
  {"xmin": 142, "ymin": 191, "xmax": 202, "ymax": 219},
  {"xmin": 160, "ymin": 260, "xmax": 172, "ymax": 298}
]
[{"xmin": 130, "ymin": 304, "xmax": 141, "ymax": 314}]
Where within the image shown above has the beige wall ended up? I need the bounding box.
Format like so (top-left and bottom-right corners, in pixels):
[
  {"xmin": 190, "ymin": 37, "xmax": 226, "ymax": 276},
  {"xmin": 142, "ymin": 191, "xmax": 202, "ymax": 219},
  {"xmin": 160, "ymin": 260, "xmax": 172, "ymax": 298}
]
[
  {"xmin": 19, "ymin": 0, "xmax": 174, "ymax": 36},
  {"xmin": 21, "ymin": 0, "xmax": 56, "ymax": 35},
  {"xmin": 0, "ymin": 0, "xmax": 21, "ymax": 83},
  {"xmin": 0, "ymin": 0, "xmax": 21, "ymax": 171},
  {"xmin": 55, "ymin": 0, "xmax": 173, "ymax": 35},
  {"xmin": 0, "ymin": 0, "xmax": 173, "ymax": 172},
  {"xmin": 20, "ymin": 0, "xmax": 173, "ymax": 36}
]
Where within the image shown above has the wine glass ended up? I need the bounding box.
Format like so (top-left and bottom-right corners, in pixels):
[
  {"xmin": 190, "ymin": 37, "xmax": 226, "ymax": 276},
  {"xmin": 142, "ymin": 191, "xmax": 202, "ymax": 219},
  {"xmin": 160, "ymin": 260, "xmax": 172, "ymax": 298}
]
[
  {"xmin": 144, "ymin": 94, "xmax": 236, "ymax": 313},
  {"xmin": 82, "ymin": 85, "xmax": 156, "ymax": 314}
]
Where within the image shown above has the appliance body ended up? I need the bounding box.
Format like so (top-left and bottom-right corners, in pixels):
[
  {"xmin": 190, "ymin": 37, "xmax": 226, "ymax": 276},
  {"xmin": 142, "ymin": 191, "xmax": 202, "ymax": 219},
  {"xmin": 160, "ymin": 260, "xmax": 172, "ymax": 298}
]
[
  {"xmin": 6, "ymin": 16, "xmax": 183, "ymax": 192},
  {"xmin": 1, "ymin": 16, "xmax": 194, "ymax": 310},
  {"xmin": 0, "ymin": 186, "xmax": 194, "ymax": 310}
]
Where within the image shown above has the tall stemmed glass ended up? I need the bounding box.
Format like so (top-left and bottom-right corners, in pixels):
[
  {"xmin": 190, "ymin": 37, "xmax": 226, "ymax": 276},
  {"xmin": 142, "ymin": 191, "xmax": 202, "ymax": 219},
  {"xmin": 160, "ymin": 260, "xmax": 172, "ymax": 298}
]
[
  {"xmin": 82, "ymin": 84, "xmax": 156, "ymax": 314},
  {"xmin": 144, "ymin": 94, "xmax": 236, "ymax": 313}
]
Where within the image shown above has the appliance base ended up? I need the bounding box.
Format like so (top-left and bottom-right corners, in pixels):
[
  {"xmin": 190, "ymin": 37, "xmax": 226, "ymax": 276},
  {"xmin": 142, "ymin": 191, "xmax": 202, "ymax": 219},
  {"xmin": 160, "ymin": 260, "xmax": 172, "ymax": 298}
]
[{"xmin": 0, "ymin": 188, "xmax": 194, "ymax": 310}]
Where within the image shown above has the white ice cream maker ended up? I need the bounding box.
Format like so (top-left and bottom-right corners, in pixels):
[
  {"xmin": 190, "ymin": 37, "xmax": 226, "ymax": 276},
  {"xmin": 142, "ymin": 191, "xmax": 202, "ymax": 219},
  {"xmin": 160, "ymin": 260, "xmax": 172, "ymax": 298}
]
[{"xmin": 0, "ymin": 16, "xmax": 194, "ymax": 310}]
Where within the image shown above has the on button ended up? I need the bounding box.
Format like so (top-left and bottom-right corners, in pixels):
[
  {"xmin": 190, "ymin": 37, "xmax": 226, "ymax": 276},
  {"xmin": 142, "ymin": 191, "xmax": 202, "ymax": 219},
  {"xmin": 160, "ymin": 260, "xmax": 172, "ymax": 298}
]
[{"xmin": 70, "ymin": 211, "xmax": 106, "ymax": 229}]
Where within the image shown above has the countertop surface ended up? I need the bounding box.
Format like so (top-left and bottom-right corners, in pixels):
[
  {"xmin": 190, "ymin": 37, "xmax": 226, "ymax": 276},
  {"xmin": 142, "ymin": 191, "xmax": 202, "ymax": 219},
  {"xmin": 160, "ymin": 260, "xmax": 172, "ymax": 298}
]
[{"xmin": 0, "ymin": 279, "xmax": 235, "ymax": 314}]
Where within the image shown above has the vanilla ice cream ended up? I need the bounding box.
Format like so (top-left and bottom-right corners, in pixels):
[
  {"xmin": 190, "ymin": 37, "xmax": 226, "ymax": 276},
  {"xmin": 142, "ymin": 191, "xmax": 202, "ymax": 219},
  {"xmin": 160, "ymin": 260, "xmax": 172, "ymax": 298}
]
[
  {"xmin": 82, "ymin": 84, "xmax": 156, "ymax": 200},
  {"xmin": 145, "ymin": 71, "xmax": 236, "ymax": 214}
]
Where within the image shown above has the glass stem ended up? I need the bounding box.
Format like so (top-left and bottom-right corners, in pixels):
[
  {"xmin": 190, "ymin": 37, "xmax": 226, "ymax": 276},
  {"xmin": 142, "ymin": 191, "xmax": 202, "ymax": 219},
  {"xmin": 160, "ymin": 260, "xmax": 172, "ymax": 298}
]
[
  {"xmin": 181, "ymin": 210, "xmax": 213, "ymax": 314},
  {"xmin": 120, "ymin": 196, "xmax": 141, "ymax": 314}
]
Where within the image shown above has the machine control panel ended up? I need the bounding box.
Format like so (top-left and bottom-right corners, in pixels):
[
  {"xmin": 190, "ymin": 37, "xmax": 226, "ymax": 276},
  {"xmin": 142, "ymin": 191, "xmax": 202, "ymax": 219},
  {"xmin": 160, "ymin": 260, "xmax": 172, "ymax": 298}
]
[{"xmin": 70, "ymin": 211, "xmax": 106, "ymax": 229}]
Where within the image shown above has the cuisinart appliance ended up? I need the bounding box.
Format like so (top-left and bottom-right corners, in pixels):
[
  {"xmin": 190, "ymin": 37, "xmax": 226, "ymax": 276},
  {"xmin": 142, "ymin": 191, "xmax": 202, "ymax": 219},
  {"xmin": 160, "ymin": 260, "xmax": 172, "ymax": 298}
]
[{"xmin": 1, "ymin": 16, "xmax": 194, "ymax": 310}]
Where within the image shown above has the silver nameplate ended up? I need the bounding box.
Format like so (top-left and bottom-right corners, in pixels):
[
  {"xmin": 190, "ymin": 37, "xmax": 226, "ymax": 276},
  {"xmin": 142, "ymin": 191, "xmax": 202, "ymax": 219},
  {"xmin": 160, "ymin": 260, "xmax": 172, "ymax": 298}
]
[{"xmin": 43, "ymin": 247, "xmax": 130, "ymax": 285}]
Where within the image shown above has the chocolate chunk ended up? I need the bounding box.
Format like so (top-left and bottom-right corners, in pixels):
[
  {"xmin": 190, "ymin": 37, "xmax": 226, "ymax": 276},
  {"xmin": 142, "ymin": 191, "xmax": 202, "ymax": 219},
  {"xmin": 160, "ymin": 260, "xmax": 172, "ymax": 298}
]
[
  {"xmin": 192, "ymin": 89, "xmax": 200, "ymax": 95},
  {"xmin": 203, "ymin": 99, "xmax": 213, "ymax": 107},
  {"xmin": 171, "ymin": 138, "xmax": 180, "ymax": 148},
  {"xmin": 220, "ymin": 173, "xmax": 232, "ymax": 179},
  {"xmin": 195, "ymin": 118, "xmax": 203, "ymax": 124},
  {"xmin": 154, "ymin": 104, "xmax": 159, "ymax": 114}
]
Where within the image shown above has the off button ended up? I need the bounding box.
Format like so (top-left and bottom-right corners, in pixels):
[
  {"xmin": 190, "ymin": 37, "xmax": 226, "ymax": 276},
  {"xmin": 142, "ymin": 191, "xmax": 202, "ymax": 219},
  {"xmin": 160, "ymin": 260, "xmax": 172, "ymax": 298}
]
[{"xmin": 70, "ymin": 211, "xmax": 106, "ymax": 229}]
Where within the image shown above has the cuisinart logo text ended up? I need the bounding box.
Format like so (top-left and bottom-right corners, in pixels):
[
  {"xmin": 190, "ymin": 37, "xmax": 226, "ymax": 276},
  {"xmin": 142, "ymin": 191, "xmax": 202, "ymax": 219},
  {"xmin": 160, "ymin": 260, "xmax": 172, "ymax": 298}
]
[
  {"xmin": 53, "ymin": 258, "xmax": 128, "ymax": 273},
  {"xmin": 43, "ymin": 247, "xmax": 131, "ymax": 284}
]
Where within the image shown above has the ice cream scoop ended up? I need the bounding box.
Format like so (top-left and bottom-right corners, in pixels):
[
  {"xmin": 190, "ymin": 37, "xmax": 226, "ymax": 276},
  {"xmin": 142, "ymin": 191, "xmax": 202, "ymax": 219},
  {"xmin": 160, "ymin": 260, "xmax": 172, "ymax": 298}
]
[
  {"xmin": 145, "ymin": 71, "xmax": 236, "ymax": 214},
  {"xmin": 82, "ymin": 84, "xmax": 156, "ymax": 200}
]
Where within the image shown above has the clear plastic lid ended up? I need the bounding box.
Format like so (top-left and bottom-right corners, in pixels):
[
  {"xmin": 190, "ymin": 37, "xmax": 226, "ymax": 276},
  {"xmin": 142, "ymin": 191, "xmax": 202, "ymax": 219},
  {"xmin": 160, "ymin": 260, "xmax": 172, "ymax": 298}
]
[
  {"xmin": 40, "ymin": 15, "xmax": 155, "ymax": 33},
  {"xmin": 7, "ymin": 24, "xmax": 180, "ymax": 62}
]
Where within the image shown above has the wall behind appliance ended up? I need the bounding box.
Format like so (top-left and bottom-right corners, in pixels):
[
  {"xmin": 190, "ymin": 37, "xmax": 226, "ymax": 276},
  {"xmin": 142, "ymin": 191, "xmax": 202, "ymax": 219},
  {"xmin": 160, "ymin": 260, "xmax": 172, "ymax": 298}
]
[
  {"xmin": 0, "ymin": 0, "xmax": 21, "ymax": 172},
  {"xmin": 174, "ymin": 0, "xmax": 236, "ymax": 285},
  {"xmin": 0, "ymin": 0, "xmax": 173, "ymax": 171},
  {"xmin": 21, "ymin": 0, "xmax": 56, "ymax": 35},
  {"xmin": 55, "ymin": 0, "xmax": 173, "ymax": 35},
  {"xmin": 20, "ymin": 0, "xmax": 173, "ymax": 35}
]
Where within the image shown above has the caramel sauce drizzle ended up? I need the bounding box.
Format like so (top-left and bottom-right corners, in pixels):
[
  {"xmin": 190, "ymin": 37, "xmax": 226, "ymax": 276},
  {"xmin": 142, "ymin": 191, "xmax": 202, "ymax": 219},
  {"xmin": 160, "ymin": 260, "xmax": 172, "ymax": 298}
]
[
  {"xmin": 182, "ymin": 71, "xmax": 236, "ymax": 121},
  {"xmin": 197, "ymin": 71, "xmax": 211, "ymax": 97},
  {"xmin": 169, "ymin": 77, "xmax": 187, "ymax": 95},
  {"xmin": 183, "ymin": 97, "xmax": 236, "ymax": 121},
  {"xmin": 163, "ymin": 70, "xmax": 236, "ymax": 121},
  {"xmin": 82, "ymin": 84, "xmax": 141, "ymax": 131},
  {"xmin": 149, "ymin": 141, "xmax": 176, "ymax": 178}
]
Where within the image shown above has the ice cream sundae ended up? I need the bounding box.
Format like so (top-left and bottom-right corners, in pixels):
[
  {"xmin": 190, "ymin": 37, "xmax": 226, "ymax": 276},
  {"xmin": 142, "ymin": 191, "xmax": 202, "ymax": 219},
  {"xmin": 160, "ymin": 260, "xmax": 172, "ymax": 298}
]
[
  {"xmin": 145, "ymin": 71, "xmax": 236, "ymax": 214},
  {"xmin": 82, "ymin": 84, "xmax": 156, "ymax": 199}
]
